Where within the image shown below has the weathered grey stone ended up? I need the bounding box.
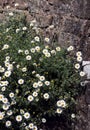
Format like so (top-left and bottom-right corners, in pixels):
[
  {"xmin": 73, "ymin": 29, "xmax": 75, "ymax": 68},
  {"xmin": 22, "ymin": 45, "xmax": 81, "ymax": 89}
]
[
  {"xmin": 0, "ymin": 0, "xmax": 89, "ymax": 130},
  {"xmin": 62, "ymin": 18, "xmax": 83, "ymax": 35},
  {"xmin": 37, "ymin": 14, "xmax": 53, "ymax": 28},
  {"xmin": 85, "ymin": 83, "xmax": 90, "ymax": 103},
  {"xmin": 72, "ymin": 0, "xmax": 90, "ymax": 19},
  {"xmin": 58, "ymin": 32, "xmax": 80, "ymax": 47},
  {"xmin": 83, "ymin": 61, "xmax": 90, "ymax": 79},
  {"xmin": 87, "ymin": 105, "xmax": 90, "ymax": 130}
]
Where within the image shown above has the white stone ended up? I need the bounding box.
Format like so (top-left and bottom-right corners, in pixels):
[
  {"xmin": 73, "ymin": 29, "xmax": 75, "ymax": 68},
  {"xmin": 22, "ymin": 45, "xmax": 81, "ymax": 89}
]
[{"xmin": 83, "ymin": 61, "xmax": 90, "ymax": 79}]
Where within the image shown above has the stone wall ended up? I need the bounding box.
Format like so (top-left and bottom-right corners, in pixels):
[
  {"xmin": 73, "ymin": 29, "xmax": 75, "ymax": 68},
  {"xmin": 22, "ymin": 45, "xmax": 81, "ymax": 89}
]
[{"xmin": 0, "ymin": 0, "xmax": 90, "ymax": 130}]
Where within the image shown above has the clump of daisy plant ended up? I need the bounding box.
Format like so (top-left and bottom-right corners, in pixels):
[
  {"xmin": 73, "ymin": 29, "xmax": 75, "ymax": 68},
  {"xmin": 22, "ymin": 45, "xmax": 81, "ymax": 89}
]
[{"xmin": 0, "ymin": 14, "xmax": 85, "ymax": 130}]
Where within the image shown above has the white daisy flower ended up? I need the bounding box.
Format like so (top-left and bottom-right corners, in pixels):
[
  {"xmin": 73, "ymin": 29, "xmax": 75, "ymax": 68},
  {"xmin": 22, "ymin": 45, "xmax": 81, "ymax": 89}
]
[
  {"xmin": 27, "ymin": 95, "xmax": 34, "ymax": 102},
  {"xmin": 45, "ymin": 45, "xmax": 49, "ymax": 49},
  {"xmin": 45, "ymin": 53, "xmax": 51, "ymax": 57},
  {"xmin": 7, "ymin": 110, "xmax": 13, "ymax": 116},
  {"xmin": 6, "ymin": 120, "xmax": 12, "ymax": 127},
  {"xmin": 22, "ymin": 27, "xmax": 27, "ymax": 31},
  {"xmin": 9, "ymin": 12, "xmax": 14, "ymax": 16},
  {"xmin": 29, "ymin": 123, "xmax": 34, "ymax": 129},
  {"xmin": 31, "ymin": 40, "xmax": 35, "ymax": 43},
  {"xmin": 34, "ymin": 36, "xmax": 40, "ymax": 42},
  {"xmin": 67, "ymin": 46, "xmax": 74, "ymax": 51},
  {"xmin": 42, "ymin": 49, "xmax": 48, "ymax": 54},
  {"xmin": 24, "ymin": 112, "xmax": 30, "ymax": 119},
  {"xmin": 5, "ymin": 62, "xmax": 9, "ymax": 67},
  {"xmin": 45, "ymin": 81, "xmax": 50, "ymax": 86},
  {"xmin": 2, "ymin": 104, "xmax": 9, "ymax": 110},
  {"xmin": 33, "ymin": 126, "xmax": 38, "ymax": 130},
  {"xmin": 76, "ymin": 51, "xmax": 82, "ymax": 57},
  {"xmin": 77, "ymin": 56, "xmax": 82, "ymax": 62},
  {"xmin": 32, "ymin": 92, "xmax": 38, "ymax": 97},
  {"xmin": 33, "ymin": 82, "xmax": 38, "ymax": 88},
  {"xmin": 30, "ymin": 22, "xmax": 34, "ymax": 27},
  {"xmin": 5, "ymin": 56, "xmax": 10, "ymax": 60},
  {"xmin": 18, "ymin": 49, "xmax": 23, "ymax": 53},
  {"xmin": 35, "ymin": 74, "xmax": 40, "ymax": 78},
  {"xmin": 18, "ymin": 79, "xmax": 24, "ymax": 85},
  {"xmin": 56, "ymin": 108, "xmax": 63, "ymax": 114},
  {"xmin": 7, "ymin": 64, "xmax": 13, "ymax": 71},
  {"xmin": 42, "ymin": 118, "xmax": 46, "ymax": 123},
  {"xmin": 1, "ymin": 81, "xmax": 9, "ymax": 86},
  {"xmin": 40, "ymin": 76, "xmax": 45, "ymax": 81},
  {"xmin": 26, "ymin": 55, "xmax": 32, "ymax": 60},
  {"xmin": 80, "ymin": 71, "xmax": 85, "ymax": 77},
  {"xmin": 9, "ymin": 92, "xmax": 14, "ymax": 98},
  {"xmin": 44, "ymin": 37, "xmax": 50, "ymax": 43},
  {"xmin": 4, "ymin": 71, "xmax": 11, "ymax": 77},
  {"xmin": 0, "ymin": 94, "xmax": 4, "ymax": 101},
  {"xmin": 25, "ymin": 50, "xmax": 29, "ymax": 55},
  {"xmin": 43, "ymin": 93, "xmax": 49, "ymax": 100},
  {"xmin": 74, "ymin": 63, "xmax": 80, "ymax": 69},
  {"xmin": 2, "ymin": 98, "xmax": 8, "ymax": 104},
  {"xmin": 56, "ymin": 47, "xmax": 61, "ymax": 51},
  {"xmin": 16, "ymin": 28, "xmax": 20, "ymax": 33},
  {"xmin": 35, "ymin": 46, "xmax": 40, "ymax": 52},
  {"xmin": 0, "ymin": 112, "xmax": 4, "ymax": 120},
  {"xmin": 32, "ymin": 71, "xmax": 36, "ymax": 74},
  {"xmin": 38, "ymin": 81, "xmax": 43, "ymax": 87},
  {"xmin": 71, "ymin": 113, "xmax": 76, "ymax": 118},
  {"xmin": 16, "ymin": 64, "xmax": 20, "ymax": 68},
  {"xmin": 57, "ymin": 100, "xmax": 66, "ymax": 108},
  {"xmin": 16, "ymin": 115, "xmax": 22, "ymax": 122},
  {"xmin": 1, "ymin": 87, "xmax": 6, "ymax": 91},
  {"xmin": 0, "ymin": 67, "xmax": 5, "ymax": 72},
  {"xmin": 20, "ymin": 109, "xmax": 25, "ymax": 115},
  {"xmin": 80, "ymin": 81, "xmax": 86, "ymax": 86},
  {"xmin": 51, "ymin": 50, "xmax": 56, "ymax": 54},
  {"xmin": 22, "ymin": 67, "xmax": 27, "ymax": 72},
  {"xmin": 30, "ymin": 48, "xmax": 35, "ymax": 53},
  {"xmin": 2, "ymin": 44, "xmax": 9, "ymax": 50}
]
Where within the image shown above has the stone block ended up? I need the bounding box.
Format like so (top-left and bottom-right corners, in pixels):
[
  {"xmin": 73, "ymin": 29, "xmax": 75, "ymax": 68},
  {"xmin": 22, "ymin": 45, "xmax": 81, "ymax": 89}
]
[
  {"xmin": 83, "ymin": 61, "xmax": 90, "ymax": 79},
  {"xmin": 72, "ymin": 0, "xmax": 90, "ymax": 19},
  {"xmin": 63, "ymin": 18, "xmax": 83, "ymax": 35},
  {"xmin": 85, "ymin": 82, "xmax": 90, "ymax": 104},
  {"xmin": 58, "ymin": 32, "xmax": 80, "ymax": 47},
  {"xmin": 37, "ymin": 14, "xmax": 53, "ymax": 28}
]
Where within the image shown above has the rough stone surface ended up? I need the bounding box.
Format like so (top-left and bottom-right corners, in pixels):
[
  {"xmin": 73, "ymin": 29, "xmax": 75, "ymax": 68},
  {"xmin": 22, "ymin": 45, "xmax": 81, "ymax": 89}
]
[
  {"xmin": 0, "ymin": 0, "xmax": 90, "ymax": 130},
  {"xmin": 86, "ymin": 83, "xmax": 90, "ymax": 130},
  {"xmin": 75, "ymin": 95, "xmax": 88, "ymax": 130},
  {"xmin": 72, "ymin": 0, "xmax": 90, "ymax": 19},
  {"xmin": 83, "ymin": 61, "xmax": 90, "ymax": 79},
  {"xmin": 87, "ymin": 105, "xmax": 90, "ymax": 130}
]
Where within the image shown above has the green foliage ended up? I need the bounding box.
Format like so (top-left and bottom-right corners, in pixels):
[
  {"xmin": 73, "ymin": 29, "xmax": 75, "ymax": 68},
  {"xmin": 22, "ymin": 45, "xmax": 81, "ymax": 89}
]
[{"xmin": 0, "ymin": 14, "xmax": 85, "ymax": 130}]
